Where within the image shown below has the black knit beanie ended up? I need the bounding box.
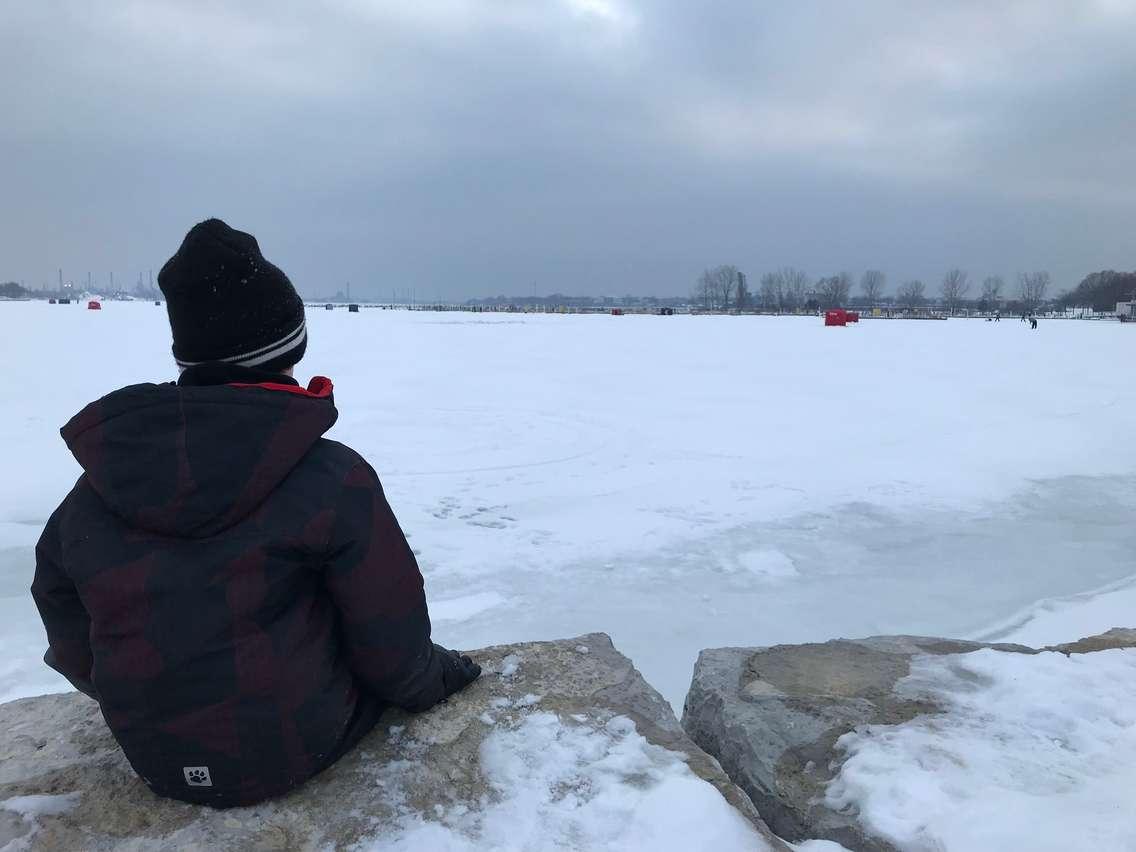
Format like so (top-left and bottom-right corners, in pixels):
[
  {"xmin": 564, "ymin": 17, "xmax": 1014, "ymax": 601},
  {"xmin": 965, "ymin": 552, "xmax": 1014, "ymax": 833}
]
[{"xmin": 158, "ymin": 219, "xmax": 307, "ymax": 372}]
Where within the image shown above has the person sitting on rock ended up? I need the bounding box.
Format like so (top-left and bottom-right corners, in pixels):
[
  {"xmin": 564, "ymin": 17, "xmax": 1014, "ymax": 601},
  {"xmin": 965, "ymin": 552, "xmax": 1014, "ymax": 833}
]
[{"xmin": 31, "ymin": 218, "xmax": 480, "ymax": 808}]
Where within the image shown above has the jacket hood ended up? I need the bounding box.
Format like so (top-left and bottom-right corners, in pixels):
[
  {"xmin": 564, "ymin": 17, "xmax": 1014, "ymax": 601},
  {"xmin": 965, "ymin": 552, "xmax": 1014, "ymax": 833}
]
[{"xmin": 62, "ymin": 377, "xmax": 337, "ymax": 538}]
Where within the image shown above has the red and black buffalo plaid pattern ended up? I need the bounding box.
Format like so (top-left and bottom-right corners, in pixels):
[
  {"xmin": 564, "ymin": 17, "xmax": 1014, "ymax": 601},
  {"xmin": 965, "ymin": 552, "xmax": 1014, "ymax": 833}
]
[{"xmin": 32, "ymin": 364, "xmax": 449, "ymax": 807}]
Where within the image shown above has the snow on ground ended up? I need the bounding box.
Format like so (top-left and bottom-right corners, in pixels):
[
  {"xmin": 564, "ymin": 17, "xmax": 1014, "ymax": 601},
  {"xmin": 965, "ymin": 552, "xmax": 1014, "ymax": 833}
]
[
  {"xmin": 363, "ymin": 712, "xmax": 769, "ymax": 851},
  {"xmin": 826, "ymin": 647, "xmax": 1136, "ymax": 852},
  {"xmin": 2, "ymin": 304, "xmax": 1136, "ymax": 708},
  {"xmin": 974, "ymin": 573, "xmax": 1136, "ymax": 649},
  {"xmin": 1, "ymin": 792, "xmax": 81, "ymax": 848}
]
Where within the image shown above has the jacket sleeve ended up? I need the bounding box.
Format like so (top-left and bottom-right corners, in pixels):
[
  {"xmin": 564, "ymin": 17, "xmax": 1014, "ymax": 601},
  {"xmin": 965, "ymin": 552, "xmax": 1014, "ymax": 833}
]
[
  {"xmin": 323, "ymin": 460, "xmax": 447, "ymax": 712},
  {"xmin": 31, "ymin": 508, "xmax": 97, "ymax": 699}
]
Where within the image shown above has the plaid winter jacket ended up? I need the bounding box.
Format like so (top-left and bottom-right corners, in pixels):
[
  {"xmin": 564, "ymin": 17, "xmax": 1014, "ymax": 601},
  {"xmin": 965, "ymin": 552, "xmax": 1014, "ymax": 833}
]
[{"xmin": 32, "ymin": 364, "xmax": 449, "ymax": 807}]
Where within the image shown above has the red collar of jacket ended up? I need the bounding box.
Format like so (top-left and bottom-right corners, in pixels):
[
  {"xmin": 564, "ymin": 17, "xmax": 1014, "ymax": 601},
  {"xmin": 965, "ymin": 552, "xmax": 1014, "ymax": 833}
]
[{"xmin": 228, "ymin": 376, "xmax": 333, "ymax": 398}]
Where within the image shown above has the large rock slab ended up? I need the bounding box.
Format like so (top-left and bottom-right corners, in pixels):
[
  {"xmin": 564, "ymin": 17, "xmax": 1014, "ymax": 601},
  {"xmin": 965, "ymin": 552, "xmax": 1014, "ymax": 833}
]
[
  {"xmin": 0, "ymin": 633, "xmax": 785, "ymax": 850},
  {"xmin": 681, "ymin": 630, "xmax": 1136, "ymax": 852}
]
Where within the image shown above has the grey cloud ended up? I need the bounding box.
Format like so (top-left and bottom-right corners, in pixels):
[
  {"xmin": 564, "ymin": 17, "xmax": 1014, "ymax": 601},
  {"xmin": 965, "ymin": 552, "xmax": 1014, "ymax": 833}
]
[{"xmin": 2, "ymin": 0, "xmax": 1134, "ymax": 299}]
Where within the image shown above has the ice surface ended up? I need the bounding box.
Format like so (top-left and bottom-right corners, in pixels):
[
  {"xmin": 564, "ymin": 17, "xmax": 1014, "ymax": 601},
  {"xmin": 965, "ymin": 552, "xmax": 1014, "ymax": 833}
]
[
  {"xmin": 826, "ymin": 647, "xmax": 1136, "ymax": 851},
  {"xmin": 428, "ymin": 592, "xmax": 510, "ymax": 622},
  {"xmin": 734, "ymin": 548, "xmax": 799, "ymax": 579},
  {"xmin": 2, "ymin": 305, "xmax": 1136, "ymax": 708},
  {"xmin": 360, "ymin": 711, "xmax": 770, "ymax": 851}
]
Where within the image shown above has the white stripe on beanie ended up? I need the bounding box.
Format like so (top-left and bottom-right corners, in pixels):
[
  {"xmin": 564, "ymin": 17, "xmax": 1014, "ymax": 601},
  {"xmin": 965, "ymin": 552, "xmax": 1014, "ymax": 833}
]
[{"xmin": 175, "ymin": 319, "xmax": 307, "ymax": 369}]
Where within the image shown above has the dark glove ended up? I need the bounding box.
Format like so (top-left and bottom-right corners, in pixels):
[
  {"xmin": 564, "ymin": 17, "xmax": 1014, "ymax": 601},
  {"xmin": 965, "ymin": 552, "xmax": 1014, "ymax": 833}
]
[{"xmin": 438, "ymin": 646, "xmax": 481, "ymax": 699}]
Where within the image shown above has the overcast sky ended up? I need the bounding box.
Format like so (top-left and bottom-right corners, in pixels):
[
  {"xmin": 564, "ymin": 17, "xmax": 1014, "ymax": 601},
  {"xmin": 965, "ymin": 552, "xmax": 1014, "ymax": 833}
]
[{"xmin": 3, "ymin": 1, "xmax": 1135, "ymax": 299}]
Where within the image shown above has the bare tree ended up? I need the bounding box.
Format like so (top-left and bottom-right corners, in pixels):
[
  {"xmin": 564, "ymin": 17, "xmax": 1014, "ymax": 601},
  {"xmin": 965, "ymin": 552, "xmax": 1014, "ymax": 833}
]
[
  {"xmin": 692, "ymin": 270, "xmax": 715, "ymax": 309},
  {"xmin": 736, "ymin": 272, "xmax": 751, "ymax": 311},
  {"xmin": 815, "ymin": 272, "xmax": 853, "ymax": 308},
  {"xmin": 692, "ymin": 265, "xmax": 741, "ymax": 311},
  {"xmin": 715, "ymin": 265, "xmax": 739, "ymax": 310},
  {"xmin": 980, "ymin": 275, "xmax": 1004, "ymax": 308},
  {"xmin": 860, "ymin": 269, "xmax": 886, "ymax": 305},
  {"xmin": 780, "ymin": 267, "xmax": 809, "ymax": 311},
  {"xmin": 940, "ymin": 268, "xmax": 970, "ymax": 315},
  {"xmin": 897, "ymin": 279, "xmax": 926, "ymax": 308},
  {"xmin": 1018, "ymin": 271, "xmax": 1051, "ymax": 312},
  {"xmin": 759, "ymin": 272, "xmax": 783, "ymax": 312}
]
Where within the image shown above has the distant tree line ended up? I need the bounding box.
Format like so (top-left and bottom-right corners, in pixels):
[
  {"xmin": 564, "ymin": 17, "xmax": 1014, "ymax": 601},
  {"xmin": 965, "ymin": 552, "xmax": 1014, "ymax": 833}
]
[
  {"xmin": 466, "ymin": 292, "xmax": 688, "ymax": 309},
  {"xmin": 4, "ymin": 264, "xmax": 1133, "ymax": 314},
  {"xmin": 692, "ymin": 265, "xmax": 1061, "ymax": 313},
  {"xmin": 1056, "ymin": 271, "xmax": 1136, "ymax": 312}
]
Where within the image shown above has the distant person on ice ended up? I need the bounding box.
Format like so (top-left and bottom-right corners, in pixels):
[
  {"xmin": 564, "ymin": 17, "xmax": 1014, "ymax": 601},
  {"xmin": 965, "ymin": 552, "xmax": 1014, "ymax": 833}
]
[{"xmin": 31, "ymin": 218, "xmax": 480, "ymax": 807}]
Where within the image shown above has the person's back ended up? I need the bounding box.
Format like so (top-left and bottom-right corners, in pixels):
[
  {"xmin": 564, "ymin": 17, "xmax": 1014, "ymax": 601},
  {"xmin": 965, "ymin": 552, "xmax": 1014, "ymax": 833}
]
[{"xmin": 32, "ymin": 219, "xmax": 480, "ymax": 807}]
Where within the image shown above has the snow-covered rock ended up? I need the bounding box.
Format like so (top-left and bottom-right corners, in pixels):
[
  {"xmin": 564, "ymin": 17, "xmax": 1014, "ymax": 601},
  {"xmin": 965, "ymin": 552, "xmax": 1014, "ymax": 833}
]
[
  {"xmin": 0, "ymin": 633, "xmax": 785, "ymax": 851},
  {"xmin": 682, "ymin": 630, "xmax": 1136, "ymax": 852}
]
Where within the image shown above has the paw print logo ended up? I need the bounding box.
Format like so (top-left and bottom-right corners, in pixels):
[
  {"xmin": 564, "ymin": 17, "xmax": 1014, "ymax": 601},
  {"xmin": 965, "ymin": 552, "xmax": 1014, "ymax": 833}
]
[{"xmin": 183, "ymin": 766, "xmax": 213, "ymax": 787}]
